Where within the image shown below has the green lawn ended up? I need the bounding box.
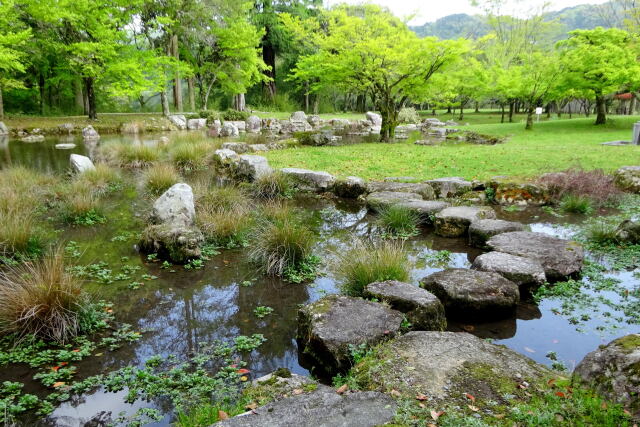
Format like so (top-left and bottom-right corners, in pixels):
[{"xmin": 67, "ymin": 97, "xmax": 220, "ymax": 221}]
[{"xmin": 265, "ymin": 115, "xmax": 640, "ymax": 181}]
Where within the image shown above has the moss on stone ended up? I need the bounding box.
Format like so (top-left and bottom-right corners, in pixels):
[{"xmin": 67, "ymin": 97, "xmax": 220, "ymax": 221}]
[{"xmin": 614, "ymin": 334, "xmax": 640, "ymax": 353}]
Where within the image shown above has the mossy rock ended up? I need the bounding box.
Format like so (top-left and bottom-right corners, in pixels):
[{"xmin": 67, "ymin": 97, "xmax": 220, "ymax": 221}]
[{"xmin": 139, "ymin": 224, "xmax": 203, "ymax": 264}]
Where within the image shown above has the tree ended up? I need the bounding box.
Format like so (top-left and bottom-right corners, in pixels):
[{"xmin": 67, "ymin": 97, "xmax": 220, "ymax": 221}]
[
  {"xmin": 288, "ymin": 5, "xmax": 466, "ymax": 141},
  {"xmin": 558, "ymin": 27, "xmax": 639, "ymax": 125},
  {"xmin": 0, "ymin": 0, "xmax": 31, "ymax": 119}
]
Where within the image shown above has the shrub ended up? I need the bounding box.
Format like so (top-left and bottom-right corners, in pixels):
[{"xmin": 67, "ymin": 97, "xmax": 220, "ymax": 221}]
[
  {"xmin": 0, "ymin": 248, "xmax": 91, "ymax": 343},
  {"xmin": 336, "ymin": 239, "xmax": 410, "ymax": 296},
  {"xmin": 398, "ymin": 107, "xmax": 420, "ymax": 124},
  {"xmin": 170, "ymin": 143, "xmax": 210, "ymax": 170},
  {"xmin": 584, "ymin": 221, "xmax": 619, "ymax": 244},
  {"xmin": 144, "ymin": 164, "xmax": 181, "ymax": 195},
  {"xmin": 377, "ymin": 205, "xmax": 420, "ymax": 238},
  {"xmin": 76, "ymin": 164, "xmax": 122, "ymax": 194},
  {"xmin": 199, "ymin": 110, "xmax": 223, "ymax": 123},
  {"xmin": 249, "ymin": 218, "xmax": 316, "ymax": 277},
  {"xmin": 251, "ymin": 172, "xmax": 295, "ymax": 200},
  {"xmin": 223, "ymin": 109, "xmax": 249, "ymax": 121},
  {"xmin": 538, "ymin": 169, "xmax": 621, "ymax": 205},
  {"xmin": 560, "ymin": 194, "xmax": 594, "ymax": 214}
]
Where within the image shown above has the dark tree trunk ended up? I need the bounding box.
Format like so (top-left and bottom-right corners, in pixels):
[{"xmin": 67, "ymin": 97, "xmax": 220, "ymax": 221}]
[
  {"xmin": 446, "ymin": 105, "xmax": 452, "ymax": 114},
  {"xmin": 459, "ymin": 101, "xmax": 466, "ymax": 120},
  {"xmin": 595, "ymin": 95, "xmax": 607, "ymax": 125},
  {"xmin": 525, "ymin": 108, "xmax": 534, "ymax": 130},
  {"xmin": 262, "ymin": 32, "xmax": 276, "ymax": 100},
  {"xmin": 475, "ymin": 102, "xmax": 479, "ymax": 113},
  {"xmin": 508, "ymin": 101, "xmax": 515, "ymax": 123},
  {"xmin": 83, "ymin": 77, "xmax": 97, "ymax": 120},
  {"xmin": 378, "ymin": 100, "xmax": 399, "ymax": 142},
  {"xmin": 39, "ymin": 73, "xmax": 45, "ymax": 116},
  {"xmin": 313, "ymin": 95, "xmax": 319, "ymax": 115},
  {"xmin": 500, "ymin": 104, "xmax": 505, "ymax": 123}
]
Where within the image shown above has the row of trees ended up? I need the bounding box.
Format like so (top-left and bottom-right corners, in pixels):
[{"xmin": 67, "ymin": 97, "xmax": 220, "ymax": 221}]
[{"xmin": 2, "ymin": 0, "xmax": 640, "ymax": 138}]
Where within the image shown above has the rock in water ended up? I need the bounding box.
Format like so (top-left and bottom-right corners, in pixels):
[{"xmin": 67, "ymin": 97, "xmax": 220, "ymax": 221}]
[
  {"xmin": 332, "ymin": 176, "xmax": 367, "ymax": 199},
  {"xmin": 472, "ymin": 251, "xmax": 546, "ymax": 289},
  {"xmin": 69, "ymin": 154, "xmax": 95, "ymax": 173},
  {"xmin": 615, "ymin": 166, "xmax": 640, "ymax": 194},
  {"xmin": 367, "ymin": 182, "xmax": 436, "ymax": 200},
  {"xmin": 434, "ymin": 206, "xmax": 496, "ymax": 238},
  {"xmin": 297, "ymin": 295, "xmax": 403, "ymax": 376},
  {"xmin": 616, "ymin": 219, "xmax": 640, "ymax": 244},
  {"xmin": 351, "ymin": 331, "xmax": 551, "ymax": 403},
  {"xmin": 150, "ymin": 183, "xmax": 196, "ymax": 228},
  {"xmin": 468, "ymin": 219, "xmax": 525, "ymax": 248},
  {"xmin": 366, "ymin": 191, "xmax": 423, "ymax": 211},
  {"xmin": 574, "ymin": 334, "xmax": 640, "ymax": 416},
  {"xmin": 487, "ymin": 231, "xmax": 584, "ymax": 281},
  {"xmin": 56, "ymin": 143, "xmax": 76, "ymax": 150},
  {"xmin": 364, "ymin": 280, "xmax": 446, "ymax": 331},
  {"xmin": 82, "ymin": 125, "xmax": 100, "ymax": 141},
  {"xmin": 420, "ymin": 268, "xmax": 519, "ymax": 319},
  {"xmin": 280, "ymin": 168, "xmax": 335, "ymax": 192}
]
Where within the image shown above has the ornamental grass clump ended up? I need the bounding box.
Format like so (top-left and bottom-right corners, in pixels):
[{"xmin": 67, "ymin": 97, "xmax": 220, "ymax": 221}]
[
  {"xmin": 59, "ymin": 183, "xmax": 105, "ymax": 226},
  {"xmin": 0, "ymin": 208, "xmax": 43, "ymax": 259},
  {"xmin": 0, "ymin": 248, "xmax": 90, "ymax": 343},
  {"xmin": 197, "ymin": 185, "xmax": 251, "ymax": 212},
  {"xmin": 336, "ymin": 239, "xmax": 410, "ymax": 297},
  {"xmin": 560, "ymin": 194, "xmax": 594, "ymax": 215},
  {"xmin": 75, "ymin": 163, "xmax": 122, "ymax": 195},
  {"xmin": 251, "ymin": 171, "xmax": 295, "ymax": 200},
  {"xmin": 198, "ymin": 204, "xmax": 254, "ymax": 248},
  {"xmin": 144, "ymin": 163, "xmax": 181, "ymax": 195},
  {"xmin": 170, "ymin": 142, "xmax": 211, "ymax": 170},
  {"xmin": 377, "ymin": 205, "xmax": 420, "ymax": 238},
  {"xmin": 584, "ymin": 221, "xmax": 619, "ymax": 245}
]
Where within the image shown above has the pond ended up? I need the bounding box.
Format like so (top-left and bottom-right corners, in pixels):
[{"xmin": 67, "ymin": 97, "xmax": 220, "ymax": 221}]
[{"xmin": 0, "ymin": 134, "xmax": 638, "ymax": 426}]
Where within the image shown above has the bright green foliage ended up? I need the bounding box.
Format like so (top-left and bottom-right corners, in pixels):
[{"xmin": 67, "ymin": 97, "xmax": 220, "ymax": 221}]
[
  {"xmin": 558, "ymin": 27, "xmax": 640, "ymax": 125},
  {"xmin": 0, "ymin": 0, "xmax": 31, "ymax": 118}
]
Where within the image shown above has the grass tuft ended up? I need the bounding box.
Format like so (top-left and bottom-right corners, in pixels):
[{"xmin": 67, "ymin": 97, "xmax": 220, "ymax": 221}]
[
  {"xmin": 170, "ymin": 142, "xmax": 211, "ymax": 170},
  {"xmin": 560, "ymin": 194, "xmax": 594, "ymax": 214},
  {"xmin": 144, "ymin": 164, "xmax": 181, "ymax": 195},
  {"xmin": 377, "ymin": 205, "xmax": 420, "ymax": 238},
  {"xmin": 251, "ymin": 171, "xmax": 295, "ymax": 200}
]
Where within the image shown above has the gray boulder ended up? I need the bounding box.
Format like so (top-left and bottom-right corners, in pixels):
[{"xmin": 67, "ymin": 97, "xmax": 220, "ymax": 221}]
[
  {"xmin": 215, "ymin": 387, "xmax": 396, "ymax": 427},
  {"xmin": 307, "ymin": 115, "xmax": 323, "ymax": 129},
  {"xmin": 290, "ymin": 111, "xmax": 308, "ymax": 122},
  {"xmin": 616, "ymin": 219, "xmax": 640, "ymax": 244},
  {"xmin": 367, "ymin": 182, "xmax": 436, "ymax": 200},
  {"xmin": 366, "ymin": 191, "xmax": 423, "ymax": 211},
  {"xmin": 420, "ymin": 268, "xmax": 519, "ymax": 318},
  {"xmin": 70, "ymin": 154, "xmax": 96, "ymax": 174},
  {"xmin": 394, "ymin": 200, "xmax": 450, "ymax": 224},
  {"xmin": 364, "ymin": 281, "xmax": 446, "ymax": 331},
  {"xmin": 235, "ymin": 155, "xmax": 272, "ymax": 181},
  {"xmin": 208, "ymin": 119, "xmax": 222, "ymax": 137},
  {"xmin": 281, "ymin": 168, "xmax": 336, "ymax": 192},
  {"xmin": 213, "ymin": 149, "xmax": 240, "ymax": 166},
  {"xmin": 249, "ymin": 144, "xmax": 269, "ymax": 152},
  {"xmin": 221, "ymin": 122, "xmax": 240, "ymax": 138},
  {"xmin": 168, "ymin": 115, "xmax": 187, "ymax": 130},
  {"xmin": 365, "ymin": 111, "xmax": 382, "ymax": 127},
  {"xmin": 221, "ymin": 142, "xmax": 251, "ymax": 154},
  {"xmin": 615, "ymin": 166, "xmax": 640, "ymax": 194},
  {"xmin": 434, "ymin": 206, "xmax": 496, "ymax": 238},
  {"xmin": 228, "ymin": 121, "xmax": 247, "ymax": 132},
  {"xmin": 290, "ymin": 112, "xmax": 312, "ymax": 132},
  {"xmin": 424, "ymin": 177, "xmax": 472, "ymax": 198},
  {"xmin": 82, "ymin": 125, "xmax": 100, "ymax": 141},
  {"xmin": 297, "ymin": 295, "xmax": 403, "ymax": 375},
  {"xmin": 0, "ymin": 122, "xmax": 8, "ymax": 135},
  {"xmin": 352, "ymin": 331, "xmax": 551, "ymax": 402},
  {"xmin": 472, "ymin": 252, "xmax": 546, "ymax": 289},
  {"xmin": 574, "ymin": 334, "xmax": 640, "ymax": 416},
  {"xmin": 469, "ymin": 219, "xmax": 526, "ymax": 248},
  {"xmin": 139, "ymin": 224, "xmax": 203, "ymax": 264},
  {"xmin": 150, "ymin": 183, "xmax": 196, "ymax": 228},
  {"xmin": 246, "ymin": 115, "xmax": 262, "ymax": 134},
  {"xmin": 262, "ymin": 118, "xmax": 282, "ymax": 136},
  {"xmin": 487, "ymin": 231, "xmax": 584, "ymax": 281},
  {"xmin": 330, "ymin": 118, "xmax": 350, "ymax": 130},
  {"xmin": 187, "ymin": 118, "xmax": 207, "ymax": 130},
  {"xmin": 332, "ymin": 176, "xmax": 367, "ymax": 199}
]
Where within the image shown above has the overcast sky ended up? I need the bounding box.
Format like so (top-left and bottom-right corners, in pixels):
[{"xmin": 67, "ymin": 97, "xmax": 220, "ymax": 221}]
[{"xmin": 324, "ymin": 0, "xmax": 610, "ymax": 24}]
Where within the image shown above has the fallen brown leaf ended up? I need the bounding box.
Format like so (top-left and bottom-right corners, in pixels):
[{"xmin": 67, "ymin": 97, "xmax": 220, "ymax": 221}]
[
  {"xmin": 430, "ymin": 410, "xmax": 444, "ymax": 421},
  {"xmin": 416, "ymin": 393, "xmax": 428, "ymax": 401},
  {"xmin": 218, "ymin": 410, "xmax": 229, "ymax": 420},
  {"xmin": 336, "ymin": 384, "xmax": 348, "ymax": 394}
]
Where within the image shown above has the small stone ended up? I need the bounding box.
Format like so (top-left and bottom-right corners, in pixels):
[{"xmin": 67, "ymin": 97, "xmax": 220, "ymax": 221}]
[
  {"xmin": 56, "ymin": 143, "xmax": 76, "ymax": 150},
  {"xmin": 472, "ymin": 252, "xmax": 546, "ymax": 289},
  {"xmin": 213, "ymin": 149, "xmax": 240, "ymax": 166},
  {"xmin": 82, "ymin": 125, "xmax": 100, "ymax": 141},
  {"xmin": 468, "ymin": 219, "xmax": 525, "ymax": 248},
  {"xmin": 70, "ymin": 154, "xmax": 95, "ymax": 173},
  {"xmin": 394, "ymin": 200, "xmax": 450, "ymax": 224},
  {"xmin": 434, "ymin": 206, "xmax": 496, "ymax": 238}
]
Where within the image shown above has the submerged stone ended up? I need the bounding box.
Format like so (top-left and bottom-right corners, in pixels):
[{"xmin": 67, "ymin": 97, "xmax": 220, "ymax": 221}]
[
  {"xmin": 487, "ymin": 231, "xmax": 584, "ymax": 281},
  {"xmin": 297, "ymin": 295, "xmax": 403, "ymax": 376},
  {"xmin": 468, "ymin": 219, "xmax": 525, "ymax": 248},
  {"xmin": 420, "ymin": 268, "xmax": 519, "ymax": 319},
  {"xmin": 574, "ymin": 334, "xmax": 640, "ymax": 416},
  {"xmin": 364, "ymin": 280, "xmax": 446, "ymax": 331},
  {"xmin": 434, "ymin": 206, "xmax": 496, "ymax": 238},
  {"xmin": 472, "ymin": 251, "xmax": 546, "ymax": 289}
]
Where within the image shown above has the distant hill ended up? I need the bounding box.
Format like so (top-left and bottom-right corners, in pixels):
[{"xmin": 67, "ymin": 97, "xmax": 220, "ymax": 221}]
[{"xmin": 410, "ymin": 1, "xmax": 624, "ymax": 40}]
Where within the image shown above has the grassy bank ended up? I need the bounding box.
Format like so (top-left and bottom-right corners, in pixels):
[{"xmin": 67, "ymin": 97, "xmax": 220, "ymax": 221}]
[{"xmin": 265, "ymin": 115, "xmax": 640, "ymax": 181}]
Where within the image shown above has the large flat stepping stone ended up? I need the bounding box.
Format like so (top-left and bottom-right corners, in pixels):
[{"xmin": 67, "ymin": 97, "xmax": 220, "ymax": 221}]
[
  {"xmin": 434, "ymin": 206, "xmax": 496, "ymax": 237},
  {"xmin": 487, "ymin": 231, "xmax": 584, "ymax": 281},
  {"xmin": 366, "ymin": 191, "xmax": 422, "ymax": 211},
  {"xmin": 367, "ymin": 181, "xmax": 436, "ymax": 200},
  {"xmin": 297, "ymin": 295, "xmax": 403, "ymax": 375},
  {"xmin": 281, "ymin": 168, "xmax": 336, "ymax": 191},
  {"xmin": 364, "ymin": 281, "xmax": 446, "ymax": 331},
  {"xmin": 424, "ymin": 177, "xmax": 472, "ymax": 198},
  {"xmin": 395, "ymin": 200, "xmax": 450, "ymax": 224},
  {"xmin": 472, "ymin": 252, "xmax": 546, "ymax": 289},
  {"xmin": 351, "ymin": 331, "xmax": 551, "ymax": 403},
  {"xmin": 469, "ymin": 219, "xmax": 525, "ymax": 248},
  {"xmin": 215, "ymin": 387, "xmax": 396, "ymax": 427},
  {"xmin": 420, "ymin": 268, "xmax": 519, "ymax": 319}
]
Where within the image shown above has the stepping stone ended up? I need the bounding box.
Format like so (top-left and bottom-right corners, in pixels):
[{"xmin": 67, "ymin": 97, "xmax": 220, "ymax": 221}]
[
  {"xmin": 420, "ymin": 268, "xmax": 519, "ymax": 319},
  {"xmin": 351, "ymin": 331, "xmax": 552, "ymax": 403},
  {"xmin": 364, "ymin": 280, "xmax": 446, "ymax": 331},
  {"xmin": 297, "ymin": 295, "xmax": 403, "ymax": 376},
  {"xmin": 472, "ymin": 252, "xmax": 546, "ymax": 289},
  {"xmin": 281, "ymin": 168, "xmax": 336, "ymax": 191},
  {"xmin": 366, "ymin": 191, "xmax": 422, "ymax": 211},
  {"xmin": 487, "ymin": 231, "xmax": 584, "ymax": 282},
  {"xmin": 55, "ymin": 143, "xmax": 76, "ymax": 150},
  {"xmin": 434, "ymin": 206, "xmax": 496, "ymax": 238},
  {"xmin": 332, "ymin": 176, "xmax": 367, "ymax": 199},
  {"xmin": 395, "ymin": 200, "xmax": 450, "ymax": 224},
  {"xmin": 424, "ymin": 177, "xmax": 472, "ymax": 198},
  {"xmin": 367, "ymin": 181, "xmax": 436, "ymax": 200},
  {"xmin": 468, "ymin": 219, "xmax": 525, "ymax": 248}
]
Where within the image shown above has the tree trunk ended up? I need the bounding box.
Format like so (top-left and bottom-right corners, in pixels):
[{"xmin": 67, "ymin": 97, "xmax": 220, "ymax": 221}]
[
  {"xmin": 0, "ymin": 84, "xmax": 4, "ymax": 120},
  {"xmin": 446, "ymin": 105, "xmax": 452, "ymax": 114},
  {"xmin": 595, "ymin": 95, "xmax": 607, "ymax": 125},
  {"xmin": 39, "ymin": 73, "xmax": 45, "ymax": 116},
  {"xmin": 171, "ymin": 35, "xmax": 183, "ymax": 112},
  {"xmin": 459, "ymin": 102, "xmax": 466, "ymax": 120},
  {"xmin": 475, "ymin": 102, "xmax": 479, "ymax": 113},
  {"xmin": 74, "ymin": 79, "xmax": 84, "ymax": 115},
  {"xmin": 525, "ymin": 108, "xmax": 534, "ymax": 130},
  {"xmin": 500, "ymin": 104, "xmax": 505, "ymax": 123},
  {"xmin": 161, "ymin": 90, "xmax": 170, "ymax": 117},
  {"xmin": 188, "ymin": 78, "xmax": 196, "ymax": 111},
  {"xmin": 262, "ymin": 30, "xmax": 276, "ymax": 99},
  {"xmin": 84, "ymin": 77, "xmax": 97, "ymax": 120},
  {"xmin": 232, "ymin": 94, "xmax": 246, "ymax": 111},
  {"xmin": 313, "ymin": 95, "xmax": 319, "ymax": 115},
  {"xmin": 508, "ymin": 101, "xmax": 514, "ymax": 123},
  {"xmin": 379, "ymin": 104, "xmax": 398, "ymax": 142}
]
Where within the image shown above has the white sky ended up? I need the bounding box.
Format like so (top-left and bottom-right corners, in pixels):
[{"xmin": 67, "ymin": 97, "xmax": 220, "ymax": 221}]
[{"xmin": 324, "ymin": 0, "xmax": 611, "ymax": 24}]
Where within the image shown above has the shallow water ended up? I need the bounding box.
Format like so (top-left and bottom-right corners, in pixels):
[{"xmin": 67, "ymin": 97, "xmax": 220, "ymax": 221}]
[{"xmin": 1, "ymin": 134, "xmax": 639, "ymax": 426}]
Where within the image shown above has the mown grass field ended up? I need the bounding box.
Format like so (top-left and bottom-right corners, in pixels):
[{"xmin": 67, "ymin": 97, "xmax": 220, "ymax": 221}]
[{"xmin": 266, "ymin": 114, "xmax": 640, "ymax": 181}]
